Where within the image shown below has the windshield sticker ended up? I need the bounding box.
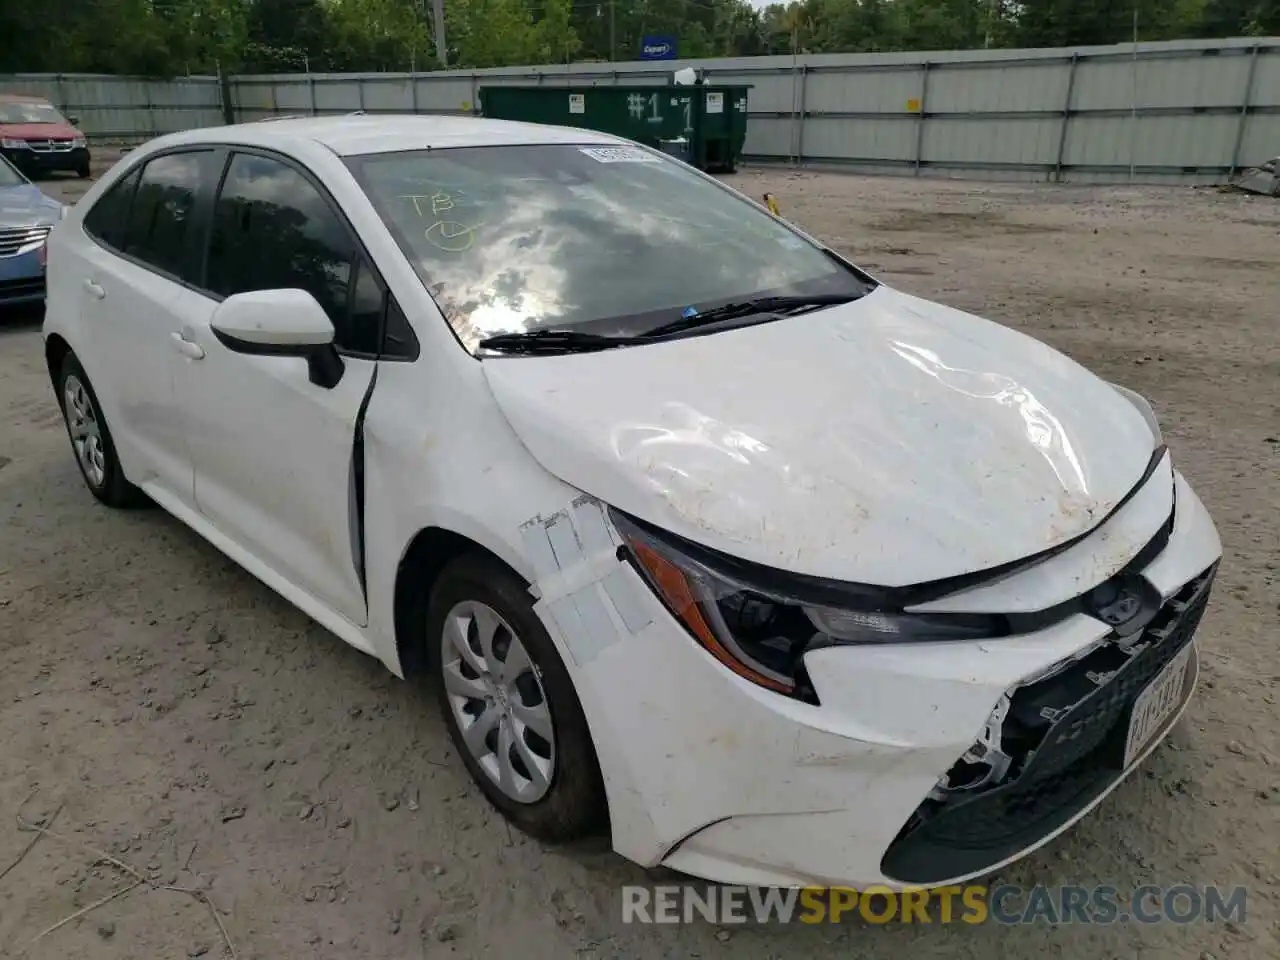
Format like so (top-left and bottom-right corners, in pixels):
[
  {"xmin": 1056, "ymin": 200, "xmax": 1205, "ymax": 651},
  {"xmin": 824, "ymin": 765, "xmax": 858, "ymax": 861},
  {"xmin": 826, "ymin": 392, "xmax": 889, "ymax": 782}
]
[{"xmin": 579, "ymin": 147, "xmax": 659, "ymax": 164}]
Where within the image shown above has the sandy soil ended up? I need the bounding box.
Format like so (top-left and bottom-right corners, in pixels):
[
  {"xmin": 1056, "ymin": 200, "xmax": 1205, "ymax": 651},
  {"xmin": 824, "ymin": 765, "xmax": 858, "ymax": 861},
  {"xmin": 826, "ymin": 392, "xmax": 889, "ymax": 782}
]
[{"xmin": 0, "ymin": 158, "xmax": 1277, "ymax": 959}]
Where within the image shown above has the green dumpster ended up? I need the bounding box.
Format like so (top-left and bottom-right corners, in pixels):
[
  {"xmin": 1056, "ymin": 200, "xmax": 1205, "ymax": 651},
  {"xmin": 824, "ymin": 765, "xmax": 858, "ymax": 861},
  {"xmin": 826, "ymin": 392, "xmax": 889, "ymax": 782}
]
[{"xmin": 477, "ymin": 84, "xmax": 750, "ymax": 173}]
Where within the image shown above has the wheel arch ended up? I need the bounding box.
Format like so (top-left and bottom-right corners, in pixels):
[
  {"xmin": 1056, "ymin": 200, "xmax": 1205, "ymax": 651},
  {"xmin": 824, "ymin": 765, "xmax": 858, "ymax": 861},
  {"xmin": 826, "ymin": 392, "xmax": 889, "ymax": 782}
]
[
  {"xmin": 44, "ymin": 332, "xmax": 73, "ymax": 387},
  {"xmin": 392, "ymin": 525, "xmax": 531, "ymax": 680}
]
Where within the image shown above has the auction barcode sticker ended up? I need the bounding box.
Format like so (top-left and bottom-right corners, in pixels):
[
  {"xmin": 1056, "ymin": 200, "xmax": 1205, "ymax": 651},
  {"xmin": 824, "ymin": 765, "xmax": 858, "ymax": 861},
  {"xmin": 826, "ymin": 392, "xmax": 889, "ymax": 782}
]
[{"xmin": 579, "ymin": 147, "xmax": 659, "ymax": 163}]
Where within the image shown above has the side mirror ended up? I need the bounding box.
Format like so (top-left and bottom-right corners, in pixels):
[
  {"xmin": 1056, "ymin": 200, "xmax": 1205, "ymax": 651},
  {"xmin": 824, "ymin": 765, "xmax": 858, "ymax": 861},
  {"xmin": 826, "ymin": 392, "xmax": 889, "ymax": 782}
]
[
  {"xmin": 67, "ymin": 116, "xmax": 80, "ymax": 126},
  {"xmin": 210, "ymin": 288, "xmax": 344, "ymax": 388}
]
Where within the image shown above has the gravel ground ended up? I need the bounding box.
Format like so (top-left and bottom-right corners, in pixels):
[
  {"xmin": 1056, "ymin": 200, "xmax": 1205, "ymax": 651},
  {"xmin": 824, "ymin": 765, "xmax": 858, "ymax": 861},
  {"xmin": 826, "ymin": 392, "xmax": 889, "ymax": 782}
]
[{"xmin": 0, "ymin": 156, "xmax": 1277, "ymax": 959}]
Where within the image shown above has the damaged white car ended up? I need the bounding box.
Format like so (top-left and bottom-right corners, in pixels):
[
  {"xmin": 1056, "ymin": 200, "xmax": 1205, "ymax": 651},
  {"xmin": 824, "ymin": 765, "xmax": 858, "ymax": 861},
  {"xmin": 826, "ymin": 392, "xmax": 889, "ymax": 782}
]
[{"xmin": 43, "ymin": 116, "xmax": 1221, "ymax": 888}]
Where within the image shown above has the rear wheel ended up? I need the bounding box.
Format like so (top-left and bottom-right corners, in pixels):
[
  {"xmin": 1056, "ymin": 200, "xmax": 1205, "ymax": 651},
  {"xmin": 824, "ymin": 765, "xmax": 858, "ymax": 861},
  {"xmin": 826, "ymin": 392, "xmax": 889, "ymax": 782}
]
[
  {"xmin": 56, "ymin": 354, "xmax": 144, "ymax": 507},
  {"xmin": 426, "ymin": 554, "xmax": 606, "ymax": 841}
]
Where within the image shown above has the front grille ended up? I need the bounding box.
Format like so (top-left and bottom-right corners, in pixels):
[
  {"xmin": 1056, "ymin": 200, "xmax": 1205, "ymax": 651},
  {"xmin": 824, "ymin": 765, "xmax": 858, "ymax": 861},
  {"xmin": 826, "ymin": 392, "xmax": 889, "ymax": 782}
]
[
  {"xmin": 0, "ymin": 275, "xmax": 44, "ymax": 299},
  {"xmin": 880, "ymin": 564, "xmax": 1216, "ymax": 885},
  {"xmin": 0, "ymin": 226, "xmax": 50, "ymax": 258},
  {"xmin": 23, "ymin": 139, "xmax": 74, "ymax": 153}
]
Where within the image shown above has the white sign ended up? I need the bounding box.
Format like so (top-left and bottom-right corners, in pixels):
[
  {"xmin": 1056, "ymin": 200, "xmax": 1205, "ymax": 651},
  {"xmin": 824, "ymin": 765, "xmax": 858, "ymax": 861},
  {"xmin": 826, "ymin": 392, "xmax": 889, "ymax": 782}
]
[
  {"xmin": 579, "ymin": 147, "xmax": 660, "ymax": 164},
  {"xmin": 569, "ymin": 93, "xmax": 585, "ymax": 114},
  {"xmin": 706, "ymin": 92, "xmax": 724, "ymax": 114}
]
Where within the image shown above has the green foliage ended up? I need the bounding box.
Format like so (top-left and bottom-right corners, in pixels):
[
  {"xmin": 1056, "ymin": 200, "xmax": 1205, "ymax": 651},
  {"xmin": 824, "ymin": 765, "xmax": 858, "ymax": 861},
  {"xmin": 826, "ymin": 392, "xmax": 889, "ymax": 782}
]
[{"xmin": 0, "ymin": 0, "xmax": 1269, "ymax": 77}]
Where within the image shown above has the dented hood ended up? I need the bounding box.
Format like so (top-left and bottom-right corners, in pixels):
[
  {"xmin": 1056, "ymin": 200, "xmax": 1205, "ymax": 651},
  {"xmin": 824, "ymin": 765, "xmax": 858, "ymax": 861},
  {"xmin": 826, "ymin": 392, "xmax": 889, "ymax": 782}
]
[{"xmin": 482, "ymin": 286, "xmax": 1158, "ymax": 586}]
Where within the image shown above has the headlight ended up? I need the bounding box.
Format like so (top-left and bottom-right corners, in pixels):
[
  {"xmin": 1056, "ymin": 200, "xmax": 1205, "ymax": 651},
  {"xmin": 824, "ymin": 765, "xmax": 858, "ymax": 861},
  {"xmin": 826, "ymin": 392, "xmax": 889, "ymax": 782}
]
[
  {"xmin": 1, "ymin": 138, "xmax": 29, "ymax": 149},
  {"xmin": 71, "ymin": 136, "xmax": 87, "ymax": 149},
  {"xmin": 611, "ymin": 509, "xmax": 1005, "ymax": 699},
  {"xmin": 1109, "ymin": 382, "xmax": 1163, "ymax": 447}
]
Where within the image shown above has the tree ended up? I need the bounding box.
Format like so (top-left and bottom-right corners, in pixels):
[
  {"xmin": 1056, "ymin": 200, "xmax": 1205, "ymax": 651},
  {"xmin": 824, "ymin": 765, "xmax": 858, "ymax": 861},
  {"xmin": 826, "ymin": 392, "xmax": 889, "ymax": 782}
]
[{"xmin": 0, "ymin": 0, "xmax": 1271, "ymax": 78}]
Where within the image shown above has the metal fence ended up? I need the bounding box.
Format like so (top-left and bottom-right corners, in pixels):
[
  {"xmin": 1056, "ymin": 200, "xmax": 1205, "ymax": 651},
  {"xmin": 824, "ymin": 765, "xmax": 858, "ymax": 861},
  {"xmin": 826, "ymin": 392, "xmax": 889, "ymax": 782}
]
[
  {"xmin": 4, "ymin": 36, "xmax": 1279, "ymax": 184},
  {"xmin": 0, "ymin": 73, "xmax": 224, "ymax": 143}
]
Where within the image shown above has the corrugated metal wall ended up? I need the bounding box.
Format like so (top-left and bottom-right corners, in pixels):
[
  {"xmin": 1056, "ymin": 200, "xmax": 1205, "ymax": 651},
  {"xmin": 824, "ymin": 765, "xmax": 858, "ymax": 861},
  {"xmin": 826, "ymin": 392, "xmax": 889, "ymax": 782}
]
[
  {"xmin": 0, "ymin": 73, "xmax": 224, "ymax": 142},
  {"xmin": 4, "ymin": 37, "xmax": 1278, "ymax": 184}
]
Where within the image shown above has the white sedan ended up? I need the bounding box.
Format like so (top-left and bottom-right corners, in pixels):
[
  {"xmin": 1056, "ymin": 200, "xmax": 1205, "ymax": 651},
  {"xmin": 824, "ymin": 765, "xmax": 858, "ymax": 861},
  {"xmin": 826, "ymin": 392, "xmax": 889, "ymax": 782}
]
[{"xmin": 42, "ymin": 116, "xmax": 1221, "ymax": 888}]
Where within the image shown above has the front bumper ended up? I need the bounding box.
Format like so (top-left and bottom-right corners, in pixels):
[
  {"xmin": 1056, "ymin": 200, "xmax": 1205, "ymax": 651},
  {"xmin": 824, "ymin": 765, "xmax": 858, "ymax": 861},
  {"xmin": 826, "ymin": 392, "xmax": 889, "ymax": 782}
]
[
  {"xmin": 0, "ymin": 247, "xmax": 45, "ymax": 306},
  {"xmin": 537, "ymin": 471, "xmax": 1222, "ymax": 888},
  {"xmin": 2, "ymin": 145, "xmax": 89, "ymax": 175}
]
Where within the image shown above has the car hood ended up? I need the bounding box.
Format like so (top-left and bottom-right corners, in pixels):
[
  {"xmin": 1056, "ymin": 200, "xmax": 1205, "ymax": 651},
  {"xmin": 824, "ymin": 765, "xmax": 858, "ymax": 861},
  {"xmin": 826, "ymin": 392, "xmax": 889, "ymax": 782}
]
[
  {"xmin": 0, "ymin": 122, "xmax": 79, "ymax": 140},
  {"xmin": 482, "ymin": 286, "xmax": 1158, "ymax": 586},
  {"xmin": 0, "ymin": 183, "xmax": 62, "ymax": 227}
]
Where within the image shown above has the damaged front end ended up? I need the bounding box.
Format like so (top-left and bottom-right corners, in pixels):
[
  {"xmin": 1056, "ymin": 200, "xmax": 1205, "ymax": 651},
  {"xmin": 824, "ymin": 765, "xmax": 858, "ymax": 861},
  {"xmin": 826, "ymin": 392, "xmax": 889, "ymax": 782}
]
[{"xmin": 881, "ymin": 563, "xmax": 1218, "ymax": 885}]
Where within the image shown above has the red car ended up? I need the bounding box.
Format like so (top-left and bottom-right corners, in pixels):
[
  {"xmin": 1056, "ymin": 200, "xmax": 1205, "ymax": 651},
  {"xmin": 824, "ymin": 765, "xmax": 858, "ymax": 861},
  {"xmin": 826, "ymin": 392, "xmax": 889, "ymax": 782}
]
[{"xmin": 0, "ymin": 94, "xmax": 90, "ymax": 179}]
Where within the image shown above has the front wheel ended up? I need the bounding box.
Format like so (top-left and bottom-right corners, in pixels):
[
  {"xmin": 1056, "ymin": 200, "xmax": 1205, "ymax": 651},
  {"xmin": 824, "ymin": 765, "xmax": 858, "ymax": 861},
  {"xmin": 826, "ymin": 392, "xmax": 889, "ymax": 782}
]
[
  {"xmin": 56, "ymin": 354, "xmax": 144, "ymax": 507},
  {"xmin": 426, "ymin": 554, "xmax": 606, "ymax": 842},
  {"xmin": 76, "ymin": 163, "xmax": 91, "ymax": 179}
]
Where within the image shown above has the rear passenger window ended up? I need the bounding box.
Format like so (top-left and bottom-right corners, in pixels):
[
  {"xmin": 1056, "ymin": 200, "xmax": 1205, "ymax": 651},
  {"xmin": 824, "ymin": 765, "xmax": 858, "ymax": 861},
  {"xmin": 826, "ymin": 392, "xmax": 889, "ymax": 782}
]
[
  {"xmin": 206, "ymin": 152, "xmax": 378, "ymax": 354},
  {"xmin": 121, "ymin": 151, "xmax": 217, "ymax": 282},
  {"xmin": 83, "ymin": 168, "xmax": 141, "ymax": 250}
]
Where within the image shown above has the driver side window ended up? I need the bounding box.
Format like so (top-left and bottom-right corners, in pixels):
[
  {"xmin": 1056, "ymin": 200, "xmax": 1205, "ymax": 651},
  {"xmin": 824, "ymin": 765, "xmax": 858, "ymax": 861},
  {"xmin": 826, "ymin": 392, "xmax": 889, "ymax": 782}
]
[{"xmin": 205, "ymin": 152, "xmax": 381, "ymax": 356}]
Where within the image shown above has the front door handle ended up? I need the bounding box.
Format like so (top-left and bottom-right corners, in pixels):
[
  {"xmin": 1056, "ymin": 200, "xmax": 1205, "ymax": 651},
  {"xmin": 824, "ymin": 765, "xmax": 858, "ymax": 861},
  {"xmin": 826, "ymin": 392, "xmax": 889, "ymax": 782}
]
[
  {"xmin": 83, "ymin": 279, "xmax": 105, "ymax": 299},
  {"xmin": 171, "ymin": 331, "xmax": 205, "ymax": 360}
]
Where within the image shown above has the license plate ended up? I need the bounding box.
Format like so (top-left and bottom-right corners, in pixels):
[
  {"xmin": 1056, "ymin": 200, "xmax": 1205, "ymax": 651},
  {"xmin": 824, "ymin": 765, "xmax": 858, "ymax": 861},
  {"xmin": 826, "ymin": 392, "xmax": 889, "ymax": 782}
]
[{"xmin": 1123, "ymin": 643, "xmax": 1195, "ymax": 767}]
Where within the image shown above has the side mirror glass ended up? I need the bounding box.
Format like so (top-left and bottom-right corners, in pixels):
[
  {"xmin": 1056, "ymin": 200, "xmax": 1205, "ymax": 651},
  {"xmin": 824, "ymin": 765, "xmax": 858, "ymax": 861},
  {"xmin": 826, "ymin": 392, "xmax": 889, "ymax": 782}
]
[{"xmin": 210, "ymin": 288, "xmax": 344, "ymax": 388}]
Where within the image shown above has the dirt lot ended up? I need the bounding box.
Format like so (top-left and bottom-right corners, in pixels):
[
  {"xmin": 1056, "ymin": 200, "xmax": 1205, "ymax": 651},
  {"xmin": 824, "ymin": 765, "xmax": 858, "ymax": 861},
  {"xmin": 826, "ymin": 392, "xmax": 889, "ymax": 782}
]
[{"xmin": 1, "ymin": 157, "xmax": 1277, "ymax": 959}]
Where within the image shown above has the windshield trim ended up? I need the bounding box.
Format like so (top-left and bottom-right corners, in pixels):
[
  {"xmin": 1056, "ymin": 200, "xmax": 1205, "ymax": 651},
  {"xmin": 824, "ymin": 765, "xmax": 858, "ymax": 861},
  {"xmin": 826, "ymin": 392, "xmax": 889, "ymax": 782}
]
[{"xmin": 344, "ymin": 143, "xmax": 877, "ymax": 358}]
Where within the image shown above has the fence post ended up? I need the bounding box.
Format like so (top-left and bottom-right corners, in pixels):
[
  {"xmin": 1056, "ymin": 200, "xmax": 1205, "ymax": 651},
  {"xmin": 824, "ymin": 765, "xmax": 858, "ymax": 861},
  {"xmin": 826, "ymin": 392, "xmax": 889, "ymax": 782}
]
[
  {"xmin": 269, "ymin": 81, "xmax": 279, "ymax": 117},
  {"xmin": 411, "ymin": 73, "xmax": 419, "ymax": 115},
  {"xmin": 914, "ymin": 61, "xmax": 930, "ymax": 176},
  {"xmin": 309, "ymin": 72, "xmax": 318, "ymax": 115},
  {"xmin": 1228, "ymin": 44, "xmax": 1260, "ymax": 179},
  {"xmin": 357, "ymin": 77, "xmax": 366, "ymax": 112},
  {"xmin": 144, "ymin": 81, "xmax": 156, "ymax": 138},
  {"xmin": 1053, "ymin": 53, "xmax": 1079, "ymax": 183},
  {"xmin": 218, "ymin": 66, "xmax": 236, "ymax": 126},
  {"xmin": 795, "ymin": 65, "xmax": 809, "ymax": 166},
  {"xmin": 469, "ymin": 74, "xmax": 478, "ymax": 114}
]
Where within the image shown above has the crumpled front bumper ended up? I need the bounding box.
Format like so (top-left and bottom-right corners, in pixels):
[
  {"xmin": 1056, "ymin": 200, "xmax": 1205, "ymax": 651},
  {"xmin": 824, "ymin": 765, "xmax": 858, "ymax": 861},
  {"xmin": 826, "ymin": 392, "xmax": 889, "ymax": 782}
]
[{"xmin": 534, "ymin": 472, "xmax": 1222, "ymax": 889}]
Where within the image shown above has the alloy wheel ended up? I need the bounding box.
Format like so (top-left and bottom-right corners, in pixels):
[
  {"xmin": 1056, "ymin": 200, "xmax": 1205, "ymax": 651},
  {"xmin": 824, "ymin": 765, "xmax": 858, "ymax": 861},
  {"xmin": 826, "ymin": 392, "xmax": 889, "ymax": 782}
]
[
  {"xmin": 440, "ymin": 600, "xmax": 556, "ymax": 803},
  {"xmin": 63, "ymin": 374, "xmax": 106, "ymax": 488}
]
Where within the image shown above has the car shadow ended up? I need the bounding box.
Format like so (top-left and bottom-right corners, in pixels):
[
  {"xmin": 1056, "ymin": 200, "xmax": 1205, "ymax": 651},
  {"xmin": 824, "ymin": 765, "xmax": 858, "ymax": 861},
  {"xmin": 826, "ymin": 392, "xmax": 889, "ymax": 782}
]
[{"xmin": 0, "ymin": 303, "xmax": 44, "ymax": 334}]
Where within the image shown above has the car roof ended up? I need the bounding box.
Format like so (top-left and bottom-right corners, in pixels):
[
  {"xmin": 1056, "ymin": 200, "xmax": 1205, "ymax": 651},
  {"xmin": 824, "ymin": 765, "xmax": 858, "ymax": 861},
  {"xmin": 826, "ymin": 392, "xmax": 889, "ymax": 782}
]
[
  {"xmin": 153, "ymin": 114, "xmax": 625, "ymax": 157},
  {"xmin": 0, "ymin": 93, "xmax": 52, "ymax": 104}
]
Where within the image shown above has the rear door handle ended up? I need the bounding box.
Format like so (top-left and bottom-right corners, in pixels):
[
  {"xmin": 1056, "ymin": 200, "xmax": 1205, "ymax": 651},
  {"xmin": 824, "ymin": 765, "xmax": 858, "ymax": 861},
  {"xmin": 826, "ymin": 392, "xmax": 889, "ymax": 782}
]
[
  {"xmin": 83, "ymin": 279, "xmax": 105, "ymax": 299},
  {"xmin": 171, "ymin": 331, "xmax": 205, "ymax": 360}
]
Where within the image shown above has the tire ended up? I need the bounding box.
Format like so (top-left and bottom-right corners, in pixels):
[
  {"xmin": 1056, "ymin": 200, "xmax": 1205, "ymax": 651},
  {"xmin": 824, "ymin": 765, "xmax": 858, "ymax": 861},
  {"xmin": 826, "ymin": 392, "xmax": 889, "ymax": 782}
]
[
  {"xmin": 56, "ymin": 353, "xmax": 145, "ymax": 507},
  {"xmin": 426, "ymin": 553, "xmax": 606, "ymax": 842},
  {"xmin": 77, "ymin": 164, "xmax": 91, "ymax": 179}
]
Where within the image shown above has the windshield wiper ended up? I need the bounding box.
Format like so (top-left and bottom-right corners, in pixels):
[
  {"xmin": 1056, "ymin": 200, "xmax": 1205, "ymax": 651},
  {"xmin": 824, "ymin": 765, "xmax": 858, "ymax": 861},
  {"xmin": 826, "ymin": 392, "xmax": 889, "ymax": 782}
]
[
  {"xmin": 641, "ymin": 293, "xmax": 861, "ymax": 339},
  {"xmin": 477, "ymin": 329, "xmax": 636, "ymax": 355}
]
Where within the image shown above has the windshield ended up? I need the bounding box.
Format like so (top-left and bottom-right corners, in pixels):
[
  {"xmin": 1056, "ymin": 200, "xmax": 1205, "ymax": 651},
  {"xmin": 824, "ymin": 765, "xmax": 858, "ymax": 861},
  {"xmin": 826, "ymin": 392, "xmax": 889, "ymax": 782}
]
[
  {"xmin": 347, "ymin": 144, "xmax": 872, "ymax": 352},
  {"xmin": 0, "ymin": 101, "xmax": 67, "ymax": 125},
  {"xmin": 0, "ymin": 155, "xmax": 25, "ymax": 187}
]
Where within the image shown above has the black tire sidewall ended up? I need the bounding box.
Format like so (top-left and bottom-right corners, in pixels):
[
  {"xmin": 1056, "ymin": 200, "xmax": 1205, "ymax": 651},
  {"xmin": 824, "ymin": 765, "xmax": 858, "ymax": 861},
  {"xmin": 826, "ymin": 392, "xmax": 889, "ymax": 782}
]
[{"xmin": 425, "ymin": 554, "xmax": 606, "ymax": 842}]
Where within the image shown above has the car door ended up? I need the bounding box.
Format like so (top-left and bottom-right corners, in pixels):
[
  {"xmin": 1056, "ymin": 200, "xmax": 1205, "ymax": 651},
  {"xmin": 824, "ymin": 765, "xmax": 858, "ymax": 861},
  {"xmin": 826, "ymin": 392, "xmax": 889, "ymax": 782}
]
[
  {"xmin": 74, "ymin": 149, "xmax": 222, "ymax": 508},
  {"xmin": 178, "ymin": 149, "xmax": 383, "ymax": 627}
]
